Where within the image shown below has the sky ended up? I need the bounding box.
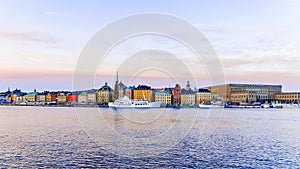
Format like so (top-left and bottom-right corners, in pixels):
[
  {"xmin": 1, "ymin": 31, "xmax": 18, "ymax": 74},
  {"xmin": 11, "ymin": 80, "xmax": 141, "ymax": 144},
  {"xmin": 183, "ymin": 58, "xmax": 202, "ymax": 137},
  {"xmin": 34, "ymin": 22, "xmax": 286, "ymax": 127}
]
[{"xmin": 0, "ymin": 0, "xmax": 300, "ymax": 92}]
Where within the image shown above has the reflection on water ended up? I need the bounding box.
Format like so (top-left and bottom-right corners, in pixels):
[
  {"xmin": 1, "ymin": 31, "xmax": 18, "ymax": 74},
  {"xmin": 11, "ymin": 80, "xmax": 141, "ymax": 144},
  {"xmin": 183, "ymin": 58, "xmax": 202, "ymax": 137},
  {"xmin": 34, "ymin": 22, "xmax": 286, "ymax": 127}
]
[{"xmin": 0, "ymin": 106, "xmax": 299, "ymax": 168}]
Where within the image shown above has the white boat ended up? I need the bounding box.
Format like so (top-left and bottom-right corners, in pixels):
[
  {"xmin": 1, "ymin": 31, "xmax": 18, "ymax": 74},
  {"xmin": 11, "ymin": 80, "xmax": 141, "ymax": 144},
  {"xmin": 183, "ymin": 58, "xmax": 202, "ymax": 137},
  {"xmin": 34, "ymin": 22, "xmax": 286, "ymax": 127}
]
[
  {"xmin": 199, "ymin": 102, "xmax": 223, "ymax": 109},
  {"xmin": 271, "ymin": 102, "xmax": 283, "ymax": 108},
  {"xmin": 108, "ymin": 96, "xmax": 161, "ymax": 108},
  {"xmin": 281, "ymin": 104, "xmax": 298, "ymax": 109},
  {"xmin": 262, "ymin": 103, "xmax": 270, "ymax": 108}
]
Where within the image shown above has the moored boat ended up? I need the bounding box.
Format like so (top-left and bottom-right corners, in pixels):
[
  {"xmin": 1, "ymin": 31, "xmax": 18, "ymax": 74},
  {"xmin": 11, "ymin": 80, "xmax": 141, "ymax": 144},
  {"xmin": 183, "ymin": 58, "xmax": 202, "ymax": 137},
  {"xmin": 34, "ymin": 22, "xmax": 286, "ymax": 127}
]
[
  {"xmin": 108, "ymin": 96, "xmax": 161, "ymax": 108},
  {"xmin": 199, "ymin": 102, "xmax": 223, "ymax": 109},
  {"xmin": 225, "ymin": 102, "xmax": 261, "ymax": 108}
]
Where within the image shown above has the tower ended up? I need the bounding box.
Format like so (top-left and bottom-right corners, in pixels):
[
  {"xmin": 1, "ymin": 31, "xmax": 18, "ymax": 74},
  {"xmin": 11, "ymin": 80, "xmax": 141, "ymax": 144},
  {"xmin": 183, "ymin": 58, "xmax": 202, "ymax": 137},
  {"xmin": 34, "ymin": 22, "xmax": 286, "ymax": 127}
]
[
  {"xmin": 113, "ymin": 71, "xmax": 119, "ymax": 101},
  {"xmin": 186, "ymin": 81, "xmax": 191, "ymax": 90}
]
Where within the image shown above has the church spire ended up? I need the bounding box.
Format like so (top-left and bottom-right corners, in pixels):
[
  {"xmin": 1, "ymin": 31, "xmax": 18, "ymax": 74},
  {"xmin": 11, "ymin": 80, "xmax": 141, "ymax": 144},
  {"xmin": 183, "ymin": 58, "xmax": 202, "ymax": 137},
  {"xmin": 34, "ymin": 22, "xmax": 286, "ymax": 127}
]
[
  {"xmin": 113, "ymin": 70, "xmax": 120, "ymax": 101},
  {"xmin": 116, "ymin": 70, "xmax": 119, "ymax": 84}
]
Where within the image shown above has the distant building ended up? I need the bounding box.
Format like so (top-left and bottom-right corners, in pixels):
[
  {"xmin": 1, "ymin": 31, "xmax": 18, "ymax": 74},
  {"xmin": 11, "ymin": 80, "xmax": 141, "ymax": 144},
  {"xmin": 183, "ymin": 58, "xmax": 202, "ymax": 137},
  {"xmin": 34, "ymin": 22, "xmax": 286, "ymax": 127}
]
[
  {"xmin": 195, "ymin": 88, "xmax": 211, "ymax": 104},
  {"xmin": 125, "ymin": 86, "xmax": 134, "ymax": 99},
  {"xmin": 6, "ymin": 95, "xmax": 11, "ymax": 102},
  {"xmin": 6, "ymin": 89, "xmax": 24, "ymax": 103},
  {"xmin": 45, "ymin": 93, "xmax": 52, "ymax": 102},
  {"xmin": 172, "ymin": 84, "xmax": 181, "ymax": 105},
  {"xmin": 96, "ymin": 82, "xmax": 113, "ymax": 103},
  {"xmin": 23, "ymin": 90, "xmax": 38, "ymax": 102},
  {"xmin": 230, "ymin": 92, "xmax": 257, "ymax": 103},
  {"xmin": 118, "ymin": 81, "xmax": 127, "ymax": 99},
  {"xmin": 16, "ymin": 95, "xmax": 23, "ymax": 103},
  {"xmin": 51, "ymin": 92, "xmax": 57, "ymax": 102},
  {"xmin": 57, "ymin": 93, "xmax": 67, "ymax": 103},
  {"xmin": 78, "ymin": 92, "xmax": 88, "ymax": 103},
  {"xmin": 87, "ymin": 93, "xmax": 96, "ymax": 103},
  {"xmin": 133, "ymin": 85, "xmax": 152, "ymax": 102},
  {"xmin": 67, "ymin": 95, "xmax": 78, "ymax": 103},
  {"xmin": 36, "ymin": 94, "xmax": 46, "ymax": 102},
  {"xmin": 155, "ymin": 90, "xmax": 172, "ymax": 105},
  {"xmin": 275, "ymin": 92, "xmax": 300, "ymax": 103},
  {"xmin": 208, "ymin": 83, "xmax": 282, "ymax": 102},
  {"xmin": 181, "ymin": 89, "xmax": 195, "ymax": 106},
  {"xmin": 186, "ymin": 81, "xmax": 191, "ymax": 90}
]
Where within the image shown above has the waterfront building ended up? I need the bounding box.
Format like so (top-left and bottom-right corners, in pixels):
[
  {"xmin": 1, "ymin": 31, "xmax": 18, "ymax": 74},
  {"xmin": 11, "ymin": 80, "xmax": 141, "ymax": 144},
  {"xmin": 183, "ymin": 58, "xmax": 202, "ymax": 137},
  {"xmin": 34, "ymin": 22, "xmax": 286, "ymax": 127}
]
[
  {"xmin": 45, "ymin": 93, "xmax": 52, "ymax": 102},
  {"xmin": 6, "ymin": 95, "xmax": 12, "ymax": 102},
  {"xmin": 78, "ymin": 92, "xmax": 88, "ymax": 103},
  {"xmin": 57, "ymin": 93, "xmax": 67, "ymax": 103},
  {"xmin": 87, "ymin": 93, "xmax": 96, "ymax": 103},
  {"xmin": 125, "ymin": 86, "xmax": 134, "ymax": 99},
  {"xmin": 155, "ymin": 90, "xmax": 172, "ymax": 105},
  {"xmin": 118, "ymin": 81, "xmax": 127, "ymax": 99},
  {"xmin": 23, "ymin": 90, "xmax": 38, "ymax": 102},
  {"xmin": 67, "ymin": 95, "xmax": 78, "ymax": 103},
  {"xmin": 230, "ymin": 92, "xmax": 257, "ymax": 103},
  {"xmin": 208, "ymin": 83, "xmax": 282, "ymax": 102},
  {"xmin": 51, "ymin": 92, "xmax": 57, "ymax": 102},
  {"xmin": 36, "ymin": 94, "xmax": 46, "ymax": 102},
  {"xmin": 11, "ymin": 94, "xmax": 18, "ymax": 102},
  {"xmin": 181, "ymin": 89, "xmax": 195, "ymax": 106},
  {"xmin": 16, "ymin": 95, "xmax": 23, "ymax": 103},
  {"xmin": 275, "ymin": 92, "xmax": 300, "ymax": 103},
  {"xmin": 96, "ymin": 82, "xmax": 113, "ymax": 103},
  {"xmin": 195, "ymin": 88, "xmax": 212, "ymax": 104},
  {"xmin": 172, "ymin": 84, "xmax": 181, "ymax": 105},
  {"xmin": 23, "ymin": 93, "xmax": 37, "ymax": 102},
  {"xmin": 6, "ymin": 89, "xmax": 24, "ymax": 102},
  {"xmin": 133, "ymin": 85, "xmax": 152, "ymax": 102}
]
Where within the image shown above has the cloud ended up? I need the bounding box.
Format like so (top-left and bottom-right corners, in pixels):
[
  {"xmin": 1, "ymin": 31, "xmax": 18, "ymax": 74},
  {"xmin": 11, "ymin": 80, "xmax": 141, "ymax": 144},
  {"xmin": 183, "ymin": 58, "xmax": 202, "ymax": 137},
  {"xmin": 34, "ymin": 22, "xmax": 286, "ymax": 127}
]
[{"xmin": 0, "ymin": 31, "xmax": 63, "ymax": 44}]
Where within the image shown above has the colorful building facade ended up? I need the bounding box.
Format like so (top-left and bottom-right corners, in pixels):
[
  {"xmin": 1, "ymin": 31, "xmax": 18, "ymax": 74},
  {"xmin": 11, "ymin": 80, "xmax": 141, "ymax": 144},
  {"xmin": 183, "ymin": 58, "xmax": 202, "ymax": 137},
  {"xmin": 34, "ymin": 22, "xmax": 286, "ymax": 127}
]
[
  {"xmin": 275, "ymin": 92, "xmax": 300, "ymax": 103},
  {"xmin": 133, "ymin": 85, "xmax": 152, "ymax": 102},
  {"xmin": 195, "ymin": 88, "xmax": 211, "ymax": 104},
  {"xmin": 181, "ymin": 89, "xmax": 195, "ymax": 106},
  {"xmin": 96, "ymin": 82, "xmax": 113, "ymax": 103},
  {"xmin": 208, "ymin": 83, "xmax": 282, "ymax": 102},
  {"xmin": 155, "ymin": 90, "xmax": 172, "ymax": 105},
  {"xmin": 172, "ymin": 84, "xmax": 181, "ymax": 105}
]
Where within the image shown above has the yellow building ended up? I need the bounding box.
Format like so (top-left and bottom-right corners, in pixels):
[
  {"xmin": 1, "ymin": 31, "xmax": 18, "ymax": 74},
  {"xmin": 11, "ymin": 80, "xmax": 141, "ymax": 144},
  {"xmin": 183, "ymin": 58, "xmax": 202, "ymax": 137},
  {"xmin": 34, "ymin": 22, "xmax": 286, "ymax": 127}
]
[
  {"xmin": 46, "ymin": 93, "xmax": 52, "ymax": 102},
  {"xmin": 181, "ymin": 89, "xmax": 195, "ymax": 106},
  {"xmin": 155, "ymin": 90, "xmax": 172, "ymax": 105},
  {"xmin": 57, "ymin": 93, "xmax": 67, "ymax": 103},
  {"xmin": 88, "ymin": 93, "xmax": 96, "ymax": 103},
  {"xmin": 208, "ymin": 83, "xmax": 282, "ymax": 102},
  {"xmin": 230, "ymin": 92, "xmax": 257, "ymax": 103},
  {"xmin": 133, "ymin": 85, "xmax": 152, "ymax": 102},
  {"xmin": 96, "ymin": 82, "xmax": 113, "ymax": 103},
  {"xmin": 275, "ymin": 92, "xmax": 300, "ymax": 103}
]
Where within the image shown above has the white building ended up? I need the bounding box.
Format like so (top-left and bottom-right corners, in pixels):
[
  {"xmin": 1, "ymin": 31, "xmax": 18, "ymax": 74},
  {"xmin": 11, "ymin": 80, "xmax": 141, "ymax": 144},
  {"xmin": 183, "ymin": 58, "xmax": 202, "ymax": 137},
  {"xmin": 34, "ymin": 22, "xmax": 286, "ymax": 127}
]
[{"xmin": 78, "ymin": 92, "xmax": 88, "ymax": 103}]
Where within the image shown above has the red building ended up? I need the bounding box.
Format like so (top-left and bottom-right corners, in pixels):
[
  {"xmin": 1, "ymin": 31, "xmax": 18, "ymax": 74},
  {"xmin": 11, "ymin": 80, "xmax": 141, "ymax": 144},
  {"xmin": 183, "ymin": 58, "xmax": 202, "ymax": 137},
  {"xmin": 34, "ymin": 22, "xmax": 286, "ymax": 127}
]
[
  {"xmin": 172, "ymin": 84, "xmax": 181, "ymax": 105},
  {"xmin": 51, "ymin": 92, "xmax": 57, "ymax": 102},
  {"xmin": 67, "ymin": 95, "xmax": 78, "ymax": 103}
]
